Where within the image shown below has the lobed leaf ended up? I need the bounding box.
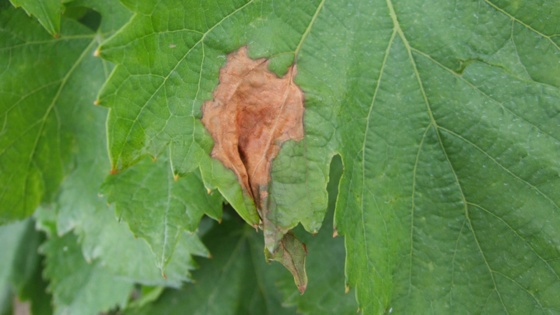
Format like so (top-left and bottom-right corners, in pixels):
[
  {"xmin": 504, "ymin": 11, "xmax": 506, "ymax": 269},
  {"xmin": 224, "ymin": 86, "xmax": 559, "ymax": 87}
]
[
  {"xmin": 3, "ymin": 0, "xmax": 557, "ymax": 313},
  {"xmin": 102, "ymin": 155, "xmax": 221, "ymax": 273},
  {"xmin": 98, "ymin": 1, "xmax": 560, "ymax": 312}
]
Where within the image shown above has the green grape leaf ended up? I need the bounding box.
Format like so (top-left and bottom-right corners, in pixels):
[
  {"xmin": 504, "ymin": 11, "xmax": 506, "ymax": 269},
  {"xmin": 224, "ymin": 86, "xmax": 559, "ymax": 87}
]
[
  {"xmin": 125, "ymin": 215, "xmax": 295, "ymax": 315},
  {"xmin": 41, "ymin": 232, "xmax": 133, "ymax": 315},
  {"xmin": 0, "ymin": 5, "xmax": 94, "ymax": 222},
  {"xmin": 48, "ymin": 83, "xmax": 209, "ymax": 286},
  {"xmin": 318, "ymin": 1, "xmax": 560, "ymax": 314},
  {"xmin": 9, "ymin": 0, "xmax": 66, "ymax": 37},
  {"xmin": 2, "ymin": 0, "xmax": 207, "ymax": 288},
  {"xmin": 101, "ymin": 155, "xmax": 222, "ymax": 273},
  {"xmin": 96, "ymin": 0, "xmax": 334, "ymax": 291},
  {"xmin": 74, "ymin": 203, "xmax": 210, "ymax": 287},
  {"xmin": 12, "ymin": 0, "xmax": 209, "ymax": 286},
  {"xmin": 97, "ymin": 0, "xmax": 560, "ymax": 310},
  {"xmin": 0, "ymin": 0, "xmax": 130, "ymax": 223}
]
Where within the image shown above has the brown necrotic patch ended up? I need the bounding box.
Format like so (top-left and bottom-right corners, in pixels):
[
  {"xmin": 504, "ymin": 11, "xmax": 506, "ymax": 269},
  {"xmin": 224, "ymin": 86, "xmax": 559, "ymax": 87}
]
[{"xmin": 201, "ymin": 47, "xmax": 304, "ymax": 212}]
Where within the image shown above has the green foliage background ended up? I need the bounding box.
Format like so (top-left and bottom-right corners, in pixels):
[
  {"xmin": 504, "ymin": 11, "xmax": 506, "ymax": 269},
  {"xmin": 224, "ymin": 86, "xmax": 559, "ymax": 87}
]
[{"xmin": 0, "ymin": 0, "xmax": 559, "ymax": 314}]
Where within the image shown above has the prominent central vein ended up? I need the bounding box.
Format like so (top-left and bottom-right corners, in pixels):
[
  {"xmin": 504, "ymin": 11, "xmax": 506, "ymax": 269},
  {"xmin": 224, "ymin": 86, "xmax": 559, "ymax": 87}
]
[{"xmin": 294, "ymin": 0, "xmax": 326, "ymax": 61}]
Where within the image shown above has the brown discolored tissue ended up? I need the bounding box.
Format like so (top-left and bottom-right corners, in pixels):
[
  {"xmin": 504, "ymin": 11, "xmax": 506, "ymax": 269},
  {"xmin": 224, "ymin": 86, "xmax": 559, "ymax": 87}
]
[{"xmin": 202, "ymin": 47, "xmax": 308, "ymax": 293}]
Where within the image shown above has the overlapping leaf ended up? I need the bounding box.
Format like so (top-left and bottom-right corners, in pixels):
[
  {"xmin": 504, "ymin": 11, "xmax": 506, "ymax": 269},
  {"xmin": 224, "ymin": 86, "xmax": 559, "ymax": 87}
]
[
  {"xmin": 0, "ymin": 5, "xmax": 95, "ymax": 222},
  {"xmin": 2, "ymin": 0, "xmax": 208, "ymax": 294},
  {"xmin": 8, "ymin": 0, "xmax": 65, "ymax": 37},
  {"xmin": 102, "ymin": 156, "xmax": 220, "ymax": 273},
  {"xmin": 126, "ymin": 215, "xmax": 295, "ymax": 315}
]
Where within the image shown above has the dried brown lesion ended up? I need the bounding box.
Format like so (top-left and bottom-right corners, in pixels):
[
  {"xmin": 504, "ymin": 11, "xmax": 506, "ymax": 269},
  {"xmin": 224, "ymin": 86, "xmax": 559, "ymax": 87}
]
[
  {"xmin": 201, "ymin": 47, "xmax": 308, "ymax": 293},
  {"xmin": 201, "ymin": 46, "xmax": 304, "ymax": 216}
]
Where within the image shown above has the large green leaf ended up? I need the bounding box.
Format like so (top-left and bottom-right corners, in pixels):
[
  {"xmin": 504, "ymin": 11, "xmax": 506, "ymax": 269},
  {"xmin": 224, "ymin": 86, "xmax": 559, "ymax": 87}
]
[
  {"xmin": 326, "ymin": 1, "xmax": 560, "ymax": 313},
  {"xmin": 0, "ymin": 4, "xmax": 94, "ymax": 222},
  {"xmin": 4, "ymin": 0, "xmax": 207, "ymax": 286},
  {"xmin": 98, "ymin": 0, "xmax": 560, "ymax": 313}
]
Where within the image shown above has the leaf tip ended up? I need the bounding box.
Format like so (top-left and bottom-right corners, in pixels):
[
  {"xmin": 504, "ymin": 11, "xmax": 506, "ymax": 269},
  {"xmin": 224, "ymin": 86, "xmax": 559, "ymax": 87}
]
[
  {"xmin": 93, "ymin": 48, "xmax": 101, "ymax": 57},
  {"xmin": 206, "ymin": 188, "xmax": 212, "ymax": 194},
  {"xmin": 345, "ymin": 285, "xmax": 350, "ymax": 294},
  {"xmin": 298, "ymin": 283, "xmax": 307, "ymax": 295},
  {"xmin": 173, "ymin": 174, "xmax": 180, "ymax": 181},
  {"xmin": 333, "ymin": 229, "xmax": 339, "ymax": 238},
  {"xmin": 93, "ymin": 99, "xmax": 100, "ymax": 106},
  {"xmin": 110, "ymin": 168, "xmax": 119, "ymax": 175}
]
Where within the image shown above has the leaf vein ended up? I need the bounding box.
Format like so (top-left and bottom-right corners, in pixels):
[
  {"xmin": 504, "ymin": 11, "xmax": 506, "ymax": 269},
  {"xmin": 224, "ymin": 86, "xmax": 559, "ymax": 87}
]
[{"xmin": 440, "ymin": 127, "xmax": 560, "ymax": 210}]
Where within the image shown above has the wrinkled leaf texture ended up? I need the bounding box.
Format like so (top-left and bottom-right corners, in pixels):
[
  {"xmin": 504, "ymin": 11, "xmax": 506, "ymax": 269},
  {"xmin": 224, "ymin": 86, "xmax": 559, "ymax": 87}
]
[
  {"xmin": 99, "ymin": 0, "xmax": 560, "ymax": 313},
  {"xmin": 1, "ymin": 0, "xmax": 559, "ymax": 314}
]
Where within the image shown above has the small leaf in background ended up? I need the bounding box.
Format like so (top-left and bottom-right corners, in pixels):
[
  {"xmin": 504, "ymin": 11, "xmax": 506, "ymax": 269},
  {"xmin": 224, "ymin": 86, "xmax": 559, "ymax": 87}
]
[
  {"xmin": 125, "ymin": 213, "xmax": 295, "ymax": 315},
  {"xmin": 102, "ymin": 155, "xmax": 222, "ymax": 273},
  {"xmin": 41, "ymin": 232, "xmax": 133, "ymax": 315},
  {"xmin": 0, "ymin": 218, "xmax": 51, "ymax": 315}
]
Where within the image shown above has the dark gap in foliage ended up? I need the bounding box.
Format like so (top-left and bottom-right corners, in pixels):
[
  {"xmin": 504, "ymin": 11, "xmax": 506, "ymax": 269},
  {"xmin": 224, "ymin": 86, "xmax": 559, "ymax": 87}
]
[{"xmin": 64, "ymin": 7, "xmax": 101, "ymax": 31}]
